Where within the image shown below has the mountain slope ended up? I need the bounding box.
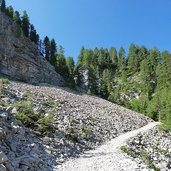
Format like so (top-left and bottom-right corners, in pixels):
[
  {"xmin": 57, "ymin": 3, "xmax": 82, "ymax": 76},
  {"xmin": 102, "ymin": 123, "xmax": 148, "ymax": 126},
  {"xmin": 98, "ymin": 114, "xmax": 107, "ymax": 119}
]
[{"xmin": 0, "ymin": 81, "xmax": 152, "ymax": 170}]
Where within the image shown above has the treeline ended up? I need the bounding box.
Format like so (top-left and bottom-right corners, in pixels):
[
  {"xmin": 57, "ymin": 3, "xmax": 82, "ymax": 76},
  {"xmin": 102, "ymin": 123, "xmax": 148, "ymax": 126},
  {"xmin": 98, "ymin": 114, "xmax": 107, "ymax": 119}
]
[
  {"xmin": 0, "ymin": 0, "xmax": 75, "ymax": 86},
  {"xmin": 1, "ymin": 0, "xmax": 171, "ymax": 131},
  {"xmin": 75, "ymin": 45, "xmax": 171, "ymax": 131}
]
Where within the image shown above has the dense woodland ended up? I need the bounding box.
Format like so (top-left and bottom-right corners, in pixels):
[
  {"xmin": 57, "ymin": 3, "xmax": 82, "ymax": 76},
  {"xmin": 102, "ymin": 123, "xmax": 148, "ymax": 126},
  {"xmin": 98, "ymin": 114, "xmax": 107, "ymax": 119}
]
[{"xmin": 1, "ymin": 0, "xmax": 171, "ymax": 131}]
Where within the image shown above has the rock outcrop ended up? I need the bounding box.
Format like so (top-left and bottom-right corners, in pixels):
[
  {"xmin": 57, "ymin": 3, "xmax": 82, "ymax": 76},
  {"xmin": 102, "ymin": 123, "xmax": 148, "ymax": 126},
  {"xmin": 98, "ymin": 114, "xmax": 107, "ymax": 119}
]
[{"xmin": 0, "ymin": 13, "xmax": 64, "ymax": 86}]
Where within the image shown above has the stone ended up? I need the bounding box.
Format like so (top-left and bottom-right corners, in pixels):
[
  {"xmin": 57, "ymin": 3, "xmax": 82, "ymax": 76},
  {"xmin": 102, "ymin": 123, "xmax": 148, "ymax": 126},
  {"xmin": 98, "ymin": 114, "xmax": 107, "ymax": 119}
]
[
  {"xmin": 6, "ymin": 107, "xmax": 13, "ymax": 113},
  {"xmin": 0, "ymin": 164, "xmax": 7, "ymax": 171},
  {"xmin": 0, "ymin": 112, "xmax": 8, "ymax": 120},
  {"xmin": 5, "ymin": 163, "xmax": 14, "ymax": 171},
  {"xmin": 0, "ymin": 152, "xmax": 8, "ymax": 164},
  {"xmin": 11, "ymin": 108, "xmax": 17, "ymax": 115}
]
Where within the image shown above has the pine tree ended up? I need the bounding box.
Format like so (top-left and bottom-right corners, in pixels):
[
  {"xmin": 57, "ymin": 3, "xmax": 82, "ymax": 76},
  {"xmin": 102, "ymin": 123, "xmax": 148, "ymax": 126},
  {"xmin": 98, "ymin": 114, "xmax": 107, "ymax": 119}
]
[
  {"xmin": 13, "ymin": 11, "xmax": 21, "ymax": 25},
  {"xmin": 127, "ymin": 44, "xmax": 139, "ymax": 74},
  {"xmin": 21, "ymin": 11, "xmax": 30, "ymax": 37},
  {"xmin": 109, "ymin": 47, "xmax": 118, "ymax": 67},
  {"xmin": 66, "ymin": 57, "xmax": 75, "ymax": 75},
  {"xmin": 6, "ymin": 6, "xmax": 14, "ymax": 18},
  {"xmin": 55, "ymin": 45, "xmax": 69, "ymax": 78},
  {"xmin": 100, "ymin": 69, "xmax": 112, "ymax": 98},
  {"xmin": 77, "ymin": 46, "xmax": 85, "ymax": 66},
  {"xmin": 30, "ymin": 24, "xmax": 39, "ymax": 44},
  {"xmin": 118, "ymin": 47, "xmax": 125, "ymax": 72},
  {"xmin": 43, "ymin": 36, "xmax": 51, "ymax": 61},
  {"xmin": 50, "ymin": 39, "xmax": 57, "ymax": 65},
  {"xmin": 0, "ymin": 0, "xmax": 6, "ymax": 13}
]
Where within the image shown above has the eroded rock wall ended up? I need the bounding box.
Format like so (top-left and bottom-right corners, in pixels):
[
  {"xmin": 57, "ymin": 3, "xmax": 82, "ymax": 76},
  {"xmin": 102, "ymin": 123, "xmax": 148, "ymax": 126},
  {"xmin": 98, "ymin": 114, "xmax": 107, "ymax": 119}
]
[{"xmin": 0, "ymin": 13, "xmax": 64, "ymax": 85}]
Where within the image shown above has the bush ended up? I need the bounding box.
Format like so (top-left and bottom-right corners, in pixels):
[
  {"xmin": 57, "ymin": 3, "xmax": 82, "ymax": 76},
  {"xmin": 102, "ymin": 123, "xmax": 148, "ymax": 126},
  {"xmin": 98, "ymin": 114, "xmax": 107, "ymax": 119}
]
[
  {"xmin": 14, "ymin": 101, "xmax": 39, "ymax": 127},
  {"xmin": 0, "ymin": 78, "xmax": 10, "ymax": 84},
  {"xmin": 37, "ymin": 112, "xmax": 55, "ymax": 136},
  {"xmin": 120, "ymin": 146, "xmax": 136, "ymax": 158}
]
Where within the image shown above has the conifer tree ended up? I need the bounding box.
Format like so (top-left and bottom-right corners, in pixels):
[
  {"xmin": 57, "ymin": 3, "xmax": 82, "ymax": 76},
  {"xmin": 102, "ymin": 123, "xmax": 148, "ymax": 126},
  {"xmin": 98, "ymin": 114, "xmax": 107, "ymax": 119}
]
[
  {"xmin": 66, "ymin": 57, "xmax": 75, "ymax": 75},
  {"xmin": 109, "ymin": 47, "xmax": 118, "ymax": 67},
  {"xmin": 118, "ymin": 47, "xmax": 125, "ymax": 72},
  {"xmin": 50, "ymin": 39, "xmax": 57, "ymax": 65},
  {"xmin": 56, "ymin": 45, "xmax": 69, "ymax": 78},
  {"xmin": 0, "ymin": 0, "xmax": 6, "ymax": 13},
  {"xmin": 13, "ymin": 11, "xmax": 21, "ymax": 25},
  {"xmin": 6, "ymin": 5, "xmax": 14, "ymax": 18},
  {"xmin": 43, "ymin": 36, "xmax": 51, "ymax": 61},
  {"xmin": 21, "ymin": 11, "xmax": 30, "ymax": 37},
  {"xmin": 30, "ymin": 24, "xmax": 39, "ymax": 44}
]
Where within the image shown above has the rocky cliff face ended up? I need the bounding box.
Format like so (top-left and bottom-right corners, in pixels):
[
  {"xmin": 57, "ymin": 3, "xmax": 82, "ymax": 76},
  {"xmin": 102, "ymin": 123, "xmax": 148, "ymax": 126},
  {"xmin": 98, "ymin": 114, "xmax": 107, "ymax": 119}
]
[{"xmin": 0, "ymin": 13, "xmax": 64, "ymax": 85}]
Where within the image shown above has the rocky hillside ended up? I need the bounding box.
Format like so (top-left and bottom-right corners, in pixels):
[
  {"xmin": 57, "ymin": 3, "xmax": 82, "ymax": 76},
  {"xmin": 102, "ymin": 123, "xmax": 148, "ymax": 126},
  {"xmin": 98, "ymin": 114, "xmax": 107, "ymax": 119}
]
[
  {"xmin": 0, "ymin": 13, "xmax": 64, "ymax": 86},
  {"xmin": 0, "ymin": 80, "xmax": 152, "ymax": 170}
]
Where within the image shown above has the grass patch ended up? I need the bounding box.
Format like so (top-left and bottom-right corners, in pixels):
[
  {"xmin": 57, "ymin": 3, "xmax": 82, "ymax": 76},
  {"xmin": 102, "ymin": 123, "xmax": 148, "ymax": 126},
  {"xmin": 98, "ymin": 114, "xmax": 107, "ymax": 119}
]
[
  {"xmin": 23, "ymin": 92, "xmax": 33, "ymax": 99},
  {"xmin": 140, "ymin": 149, "xmax": 160, "ymax": 171},
  {"xmin": 0, "ymin": 78, "xmax": 10, "ymax": 85},
  {"xmin": 14, "ymin": 101, "xmax": 40, "ymax": 127},
  {"xmin": 37, "ymin": 111, "xmax": 56, "ymax": 136},
  {"xmin": 14, "ymin": 101, "xmax": 56, "ymax": 136},
  {"xmin": 41, "ymin": 99, "xmax": 59, "ymax": 108},
  {"xmin": 120, "ymin": 145, "xmax": 136, "ymax": 158},
  {"xmin": 80, "ymin": 125, "xmax": 91, "ymax": 140}
]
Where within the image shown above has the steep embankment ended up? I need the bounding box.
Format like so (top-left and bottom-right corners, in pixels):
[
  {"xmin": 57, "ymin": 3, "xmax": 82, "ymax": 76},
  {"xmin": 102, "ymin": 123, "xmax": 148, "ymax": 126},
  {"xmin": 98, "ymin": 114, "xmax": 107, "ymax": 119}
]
[
  {"xmin": 0, "ymin": 13, "xmax": 64, "ymax": 85},
  {"xmin": 0, "ymin": 81, "xmax": 152, "ymax": 170}
]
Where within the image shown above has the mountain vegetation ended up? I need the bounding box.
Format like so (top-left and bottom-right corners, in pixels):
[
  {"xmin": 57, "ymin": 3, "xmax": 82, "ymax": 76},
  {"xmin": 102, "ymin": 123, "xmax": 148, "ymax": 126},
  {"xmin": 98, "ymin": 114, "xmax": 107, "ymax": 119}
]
[{"xmin": 1, "ymin": 0, "xmax": 171, "ymax": 132}]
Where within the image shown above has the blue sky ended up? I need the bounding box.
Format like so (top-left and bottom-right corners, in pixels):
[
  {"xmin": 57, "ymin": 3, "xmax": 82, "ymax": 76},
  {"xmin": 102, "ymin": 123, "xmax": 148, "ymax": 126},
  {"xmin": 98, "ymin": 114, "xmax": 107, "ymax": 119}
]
[{"xmin": 6, "ymin": 0, "xmax": 171, "ymax": 61}]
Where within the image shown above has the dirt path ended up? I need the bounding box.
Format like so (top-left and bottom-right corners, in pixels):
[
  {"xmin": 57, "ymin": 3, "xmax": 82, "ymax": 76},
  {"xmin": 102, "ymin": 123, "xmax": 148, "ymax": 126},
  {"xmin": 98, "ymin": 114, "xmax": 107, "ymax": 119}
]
[{"xmin": 57, "ymin": 122, "xmax": 159, "ymax": 171}]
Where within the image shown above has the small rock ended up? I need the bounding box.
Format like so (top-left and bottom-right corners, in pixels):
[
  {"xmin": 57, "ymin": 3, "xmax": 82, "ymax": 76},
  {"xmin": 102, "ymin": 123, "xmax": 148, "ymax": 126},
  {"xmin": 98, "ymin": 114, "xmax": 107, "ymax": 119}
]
[
  {"xmin": 5, "ymin": 163, "xmax": 14, "ymax": 171},
  {"xmin": 0, "ymin": 152, "xmax": 8, "ymax": 164},
  {"xmin": 0, "ymin": 164, "xmax": 7, "ymax": 171},
  {"xmin": 0, "ymin": 112, "xmax": 8, "ymax": 120}
]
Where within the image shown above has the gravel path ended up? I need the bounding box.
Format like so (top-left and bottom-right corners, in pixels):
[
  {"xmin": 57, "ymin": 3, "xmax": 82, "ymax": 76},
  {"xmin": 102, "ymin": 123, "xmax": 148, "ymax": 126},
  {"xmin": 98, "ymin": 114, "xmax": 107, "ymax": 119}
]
[{"xmin": 57, "ymin": 122, "xmax": 159, "ymax": 171}]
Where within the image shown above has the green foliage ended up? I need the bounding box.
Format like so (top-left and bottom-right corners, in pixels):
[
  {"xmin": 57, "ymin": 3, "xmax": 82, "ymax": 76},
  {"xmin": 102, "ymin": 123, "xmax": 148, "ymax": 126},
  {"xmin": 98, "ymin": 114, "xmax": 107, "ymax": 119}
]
[
  {"xmin": 50, "ymin": 38, "xmax": 57, "ymax": 65},
  {"xmin": 13, "ymin": 11, "xmax": 21, "ymax": 25},
  {"xmin": 0, "ymin": 0, "xmax": 6, "ymax": 13},
  {"xmin": 55, "ymin": 45, "xmax": 69, "ymax": 79},
  {"xmin": 118, "ymin": 47, "xmax": 126, "ymax": 72},
  {"xmin": 14, "ymin": 101, "xmax": 56, "ymax": 136},
  {"xmin": 101, "ymin": 69, "xmax": 112, "ymax": 98},
  {"xmin": 120, "ymin": 146, "xmax": 136, "ymax": 158},
  {"xmin": 21, "ymin": 10, "xmax": 30, "ymax": 37},
  {"xmin": 37, "ymin": 112, "xmax": 55, "ymax": 136},
  {"xmin": 6, "ymin": 5, "xmax": 14, "ymax": 18},
  {"xmin": 109, "ymin": 47, "xmax": 118, "ymax": 67},
  {"xmin": 131, "ymin": 95, "xmax": 149, "ymax": 114},
  {"xmin": 43, "ymin": 36, "xmax": 51, "ymax": 61},
  {"xmin": 30, "ymin": 24, "xmax": 39, "ymax": 44},
  {"xmin": 0, "ymin": 78, "xmax": 10, "ymax": 84},
  {"xmin": 23, "ymin": 92, "xmax": 33, "ymax": 99},
  {"xmin": 140, "ymin": 150, "xmax": 160, "ymax": 171},
  {"xmin": 14, "ymin": 101, "xmax": 39, "ymax": 128},
  {"xmin": 80, "ymin": 125, "xmax": 91, "ymax": 140},
  {"xmin": 66, "ymin": 57, "xmax": 75, "ymax": 76}
]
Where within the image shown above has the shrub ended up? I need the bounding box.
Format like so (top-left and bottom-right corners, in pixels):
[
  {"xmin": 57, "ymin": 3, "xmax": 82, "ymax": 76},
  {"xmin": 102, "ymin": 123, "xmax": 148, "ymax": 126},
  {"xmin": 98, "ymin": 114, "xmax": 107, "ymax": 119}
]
[
  {"xmin": 37, "ymin": 112, "xmax": 55, "ymax": 136},
  {"xmin": 120, "ymin": 146, "xmax": 136, "ymax": 158},
  {"xmin": 14, "ymin": 101, "xmax": 40, "ymax": 128},
  {"xmin": 0, "ymin": 78, "xmax": 10, "ymax": 84}
]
